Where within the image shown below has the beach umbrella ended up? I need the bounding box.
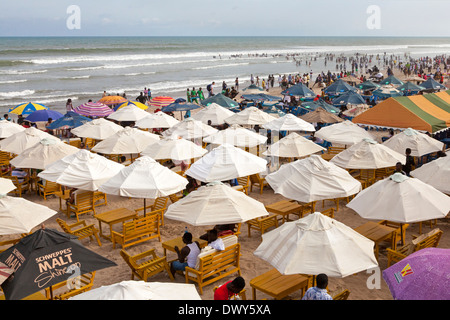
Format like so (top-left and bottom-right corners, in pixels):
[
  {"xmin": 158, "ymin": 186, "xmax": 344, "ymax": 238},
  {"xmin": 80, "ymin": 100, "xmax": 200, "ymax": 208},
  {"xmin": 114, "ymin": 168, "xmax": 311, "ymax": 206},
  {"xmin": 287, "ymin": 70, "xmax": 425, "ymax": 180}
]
[
  {"xmin": 300, "ymin": 100, "xmax": 341, "ymax": 114},
  {"xmin": 330, "ymin": 138, "xmax": 406, "ymax": 169},
  {"xmin": 161, "ymin": 102, "xmax": 201, "ymax": 113},
  {"xmin": 372, "ymin": 86, "xmax": 403, "ymax": 99},
  {"xmin": 0, "ymin": 127, "xmax": 59, "ymax": 155},
  {"xmin": 69, "ymin": 281, "xmax": 202, "ymax": 300},
  {"xmin": 281, "ymin": 83, "xmax": 315, "ymax": 98},
  {"xmin": 382, "ymin": 248, "xmax": 450, "ymax": 300},
  {"xmin": 262, "ymin": 132, "xmax": 326, "ymax": 158},
  {"xmin": 0, "ymin": 228, "xmax": 116, "ymax": 300},
  {"xmin": 241, "ymin": 84, "xmax": 264, "ymax": 94},
  {"xmin": 224, "ymin": 107, "xmax": 277, "ymax": 126},
  {"xmin": 402, "ymin": 75, "xmax": 425, "ymax": 83},
  {"xmin": 38, "ymin": 149, "xmax": 124, "ymax": 191},
  {"xmin": 25, "ymin": 109, "xmax": 64, "ymax": 123},
  {"xmin": 200, "ymin": 93, "xmax": 239, "ymax": 109},
  {"xmin": 324, "ymin": 79, "xmax": 357, "ymax": 96},
  {"xmin": 148, "ymin": 96, "xmax": 175, "ymax": 109},
  {"xmin": 91, "ymin": 127, "xmax": 160, "ymax": 155},
  {"xmin": 419, "ymin": 78, "xmax": 447, "ymax": 91},
  {"xmin": 382, "ymin": 128, "xmax": 444, "ymax": 157},
  {"xmin": 0, "ymin": 195, "xmax": 57, "ymax": 235},
  {"xmin": 161, "ymin": 118, "xmax": 218, "ymax": 140},
  {"xmin": 397, "ymin": 82, "xmax": 426, "ymax": 95},
  {"xmin": 263, "ymin": 104, "xmax": 286, "ymax": 117},
  {"xmin": 135, "ymin": 111, "xmax": 179, "ymax": 129},
  {"xmin": 98, "ymin": 156, "xmax": 188, "ymax": 200},
  {"xmin": 70, "ymin": 118, "xmax": 124, "ymax": 140},
  {"xmin": 331, "ymin": 91, "xmax": 366, "ymax": 106},
  {"xmin": 202, "ymin": 124, "xmax": 267, "ymax": 148},
  {"xmin": 314, "ymin": 120, "xmax": 375, "ymax": 146},
  {"xmin": 98, "ymin": 95, "xmax": 127, "ymax": 106},
  {"xmin": 379, "ymin": 75, "xmax": 404, "ymax": 87},
  {"xmin": 46, "ymin": 111, "xmax": 92, "ymax": 130},
  {"xmin": 107, "ymin": 105, "xmax": 150, "ymax": 122},
  {"xmin": 185, "ymin": 143, "xmax": 267, "ymax": 182},
  {"xmin": 265, "ymin": 155, "xmax": 362, "ymax": 203},
  {"xmin": 241, "ymin": 93, "xmax": 282, "ymax": 102},
  {"xmin": 299, "ymin": 107, "xmax": 344, "ymax": 124},
  {"xmin": 347, "ymin": 173, "xmax": 450, "ymax": 225},
  {"xmin": 72, "ymin": 102, "xmax": 114, "ymax": 118},
  {"xmin": 0, "ymin": 178, "xmax": 16, "ymax": 195},
  {"xmin": 0, "ymin": 120, "xmax": 25, "ymax": 138},
  {"xmin": 340, "ymin": 75, "xmax": 362, "ymax": 84},
  {"xmin": 9, "ymin": 102, "xmax": 48, "ymax": 116},
  {"xmin": 410, "ymin": 153, "xmax": 450, "ymax": 195},
  {"xmin": 141, "ymin": 137, "xmax": 207, "ymax": 161},
  {"xmin": 10, "ymin": 138, "xmax": 79, "ymax": 170},
  {"xmin": 342, "ymin": 104, "xmax": 370, "ymax": 117},
  {"xmin": 113, "ymin": 100, "xmax": 148, "ymax": 111},
  {"xmin": 254, "ymin": 212, "xmax": 378, "ymax": 277},
  {"xmin": 165, "ymin": 182, "xmax": 269, "ymax": 226},
  {"xmin": 262, "ymin": 113, "xmax": 315, "ymax": 132},
  {"xmin": 357, "ymin": 80, "xmax": 381, "ymax": 91},
  {"xmin": 191, "ymin": 103, "xmax": 235, "ymax": 125}
]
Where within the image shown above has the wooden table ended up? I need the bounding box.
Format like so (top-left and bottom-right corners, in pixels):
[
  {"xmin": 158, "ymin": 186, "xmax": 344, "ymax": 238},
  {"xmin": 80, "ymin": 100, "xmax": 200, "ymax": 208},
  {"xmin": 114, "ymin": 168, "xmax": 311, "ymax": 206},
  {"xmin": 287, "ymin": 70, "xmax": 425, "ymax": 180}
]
[
  {"xmin": 55, "ymin": 190, "xmax": 71, "ymax": 212},
  {"xmin": 321, "ymin": 153, "xmax": 335, "ymax": 161},
  {"xmin": 265, "ymin": 200, "xmax": 310, "ymax": 224},
  {"xmin": 161, "ymin": 236, "xmax": 207, "ymax": 260},
  {"xmin": 94, "ymin": 208, "xmax": 137, "ymax": 241},
  {"xmin": 354, "ymin": 221, "xmax": 397, "ymax": 260},
  {"xmin": 250, "ymin": 268, "xmax": 311, "ymax": 300}
]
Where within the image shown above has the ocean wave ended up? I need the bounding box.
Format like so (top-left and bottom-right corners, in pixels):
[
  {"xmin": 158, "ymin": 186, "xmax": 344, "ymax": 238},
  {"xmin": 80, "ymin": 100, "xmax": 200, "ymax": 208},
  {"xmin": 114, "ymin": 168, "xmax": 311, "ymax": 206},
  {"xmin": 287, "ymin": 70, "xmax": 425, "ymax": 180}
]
[
  {"xmin": 193, "ymin": 62, "xmax": 250, "ymax": 70},
  {"xmin": 2, "ymin": 69, "xmax": 48, "ymax": 75},
  {"xmin": 0, "ymin": 79, "xmax": 27, "ymax": 84},
  {"xmin": 60, "ymin": 75, "xmax": 91, "ymax": 80},
  {"xmin": 0, "ymin": 89, "xmax": 35, "ymax": 99}
]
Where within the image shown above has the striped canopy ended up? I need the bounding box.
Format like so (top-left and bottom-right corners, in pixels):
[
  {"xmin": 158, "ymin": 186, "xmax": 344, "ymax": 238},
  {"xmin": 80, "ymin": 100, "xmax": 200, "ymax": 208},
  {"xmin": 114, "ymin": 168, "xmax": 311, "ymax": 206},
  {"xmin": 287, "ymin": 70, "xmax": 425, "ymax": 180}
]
[
  {"xmin": 9, "ymin": 102, "xmax": 48, "ymax": 116},
  {"xmin": 148, "ymin": 96, "xmax": 175, "ymax": 108},
  {"xmin": 98, "ymin": 95, "xmax": 127, "ymax": 106},
  {"xmin": 353, "ymin": 92, "xmax": 450, "ymax": 133},
  {"xmin": 73, "ymin": 102, "xmax": 114, "ymax": 117},
  {"xmin": 113, "ymin": 100, "xmax": 148, "ymax": 111}
]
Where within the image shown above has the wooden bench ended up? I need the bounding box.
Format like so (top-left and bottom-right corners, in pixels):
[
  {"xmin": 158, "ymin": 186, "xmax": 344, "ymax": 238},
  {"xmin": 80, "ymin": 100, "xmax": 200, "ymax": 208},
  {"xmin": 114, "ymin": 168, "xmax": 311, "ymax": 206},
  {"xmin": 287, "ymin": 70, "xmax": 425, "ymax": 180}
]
[
  {"xmin": 246, "ymin": 214, "xmax": 278, "ymax": 237},
  {"xmin": 66, "ymin": 191, "xmax": 95, "ymax": 222},
  {"xmin": 327, "ymin": 146, "xmax": 345, "ymax": 155},
  {"xmin": 45, "ymin": 272, "xmax": 96, "ymax": 300},
  {"xmin": 386, "ymin": 228, "xmax": 443, "ymax": 267},
  {"xmin": 184, "ymin": 241, "xmax": 241, "ymax": 295},
  {"xmin": 56, "ymin": 218, "xmax": 102, "ymax": 246},
  {"xmin": 120, "ymin": 248, "xmax": 174, "ymax": 281},
  {"xmin": 112, "ymin": 214, "xmax": 161, "ymax": 249}
]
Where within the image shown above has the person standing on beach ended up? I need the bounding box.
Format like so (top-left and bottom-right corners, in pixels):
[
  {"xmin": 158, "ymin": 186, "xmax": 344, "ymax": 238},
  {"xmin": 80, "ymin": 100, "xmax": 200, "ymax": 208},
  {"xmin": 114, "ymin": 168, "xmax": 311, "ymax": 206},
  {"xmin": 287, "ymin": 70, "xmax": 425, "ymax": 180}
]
[
  {"xmin": 66, "ymin": 99, "xmax": 73, "ymax": 112},
  {"xmin": 190, "ymin": 87, "xmax": 198, "ymax": 103},
  {"xmin": 197, "ymin": 88, "xmax": 205, "ymax": 101},
  {"xmin": 207, "ymin": 82, "xmax": 215, "ymax": 97},
  {"xmin": 186, "ymin": 88, "xmax": 191, "ymax": 102},
  {"xmin": 235, "ymin": 77, "xmax": 239, "ymax": 91},
  {"xmin": 403, "ymin": 148, "xmax": 415, "ymax": 177}
]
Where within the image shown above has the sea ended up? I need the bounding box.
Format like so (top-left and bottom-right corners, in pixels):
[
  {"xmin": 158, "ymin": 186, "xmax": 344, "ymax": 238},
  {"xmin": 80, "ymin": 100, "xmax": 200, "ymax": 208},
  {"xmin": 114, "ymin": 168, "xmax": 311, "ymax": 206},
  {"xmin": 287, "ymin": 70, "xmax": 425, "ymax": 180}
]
[{"xmin": 0, "ymin": 36, "xmax": 449, "ymax": 114}]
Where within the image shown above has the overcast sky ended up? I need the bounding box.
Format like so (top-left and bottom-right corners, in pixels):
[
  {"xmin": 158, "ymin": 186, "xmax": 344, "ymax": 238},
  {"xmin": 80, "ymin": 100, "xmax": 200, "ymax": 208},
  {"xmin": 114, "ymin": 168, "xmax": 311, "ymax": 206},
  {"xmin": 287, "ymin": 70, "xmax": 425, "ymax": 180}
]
[{"xmin": 1, "ymin": 0, "xmax": 449, "ymax": 37}]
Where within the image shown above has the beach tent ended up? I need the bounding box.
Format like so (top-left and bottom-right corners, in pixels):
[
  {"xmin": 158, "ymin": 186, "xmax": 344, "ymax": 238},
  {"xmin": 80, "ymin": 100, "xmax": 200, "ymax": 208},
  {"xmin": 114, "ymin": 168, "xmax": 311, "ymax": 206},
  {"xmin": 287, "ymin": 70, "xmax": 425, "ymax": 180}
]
[
  {"xmin": 281, "ymin": 83, "xmax": 315, "ymax": 98},
  {"xmin": 46, "ymin": 111, "xmax": 92, "ymax": 130},
  {"xmin": 224, "ymin": 106, "xmax": 277, "ymax": 126},
  {"xmin": 141, "ymin": 137, "xmax": 207, "ymax": 161},
  {"xmin": 107, "ymin": 105, "xmax": 149, "ymax": 122},
  {"xmin": 330, "ymin": 138, "xmax": 406, "ymax": 169},
  {"xmin": 262, "ymin": 113, "xmax": 315, "ymax": 132},
  {"xmin": 161, "ymin": 118, "xmax": 218, "ymax": 140},
  {"xmin": 203, "ymin": 124, "xmax": 267, "ymax": 148},
  {"xmin": 8, "ymin": 102, "xmax": 48, "ymax": 116},
  {"xmin": 265, "ymin": 155, "xmax": 362, "ymax": 203},
  {"xmin": 382, "ymin": 128, "xmax": 444, "ymax": 157},
  {"xmin": 0, "ymin": 127, "xmax": 59, "ymax": 155},
  {"xmin": 71, "ymin": 118, "xmax": 124, "ymax": 140},
  {"xmin": 379, "ymin": 75, "xmax": 404, "ymax": 87},
  {"xmin": 73, "ymin": 102, "xmax": 113, "ymax": 118},
  {"xmin": 135, "ymin": 111, "xmax": 179, "ymax": 129},
  {"xmin": 331, "ymin": 90, "xmax": 366, "ymax": 106},
  {"xmin": 419, "ymin": 78, "xmax": 447, "ymax": 91},
  {"xmin": 262, "ymin": 132, "xmax": 326, "ymax": 158},
  {"xmin": 299, "ymin": 107, "xmax": 344, "ymax": 124},
  {"xmin": 410, "ymin": 152, "xmax": 450, "ymax": 194},
  {"xmin": 0, "ymin": 120, "xmax": 25, "ymax": 138},
  {"xmin": 191, "ymin": 103, "xmax": 234, "ymax": 126},
  {"xmin": 324, "ymin": 79, "xmax": 357, "ymax": 96},
  {"xmin": 352, "ymin": 94, "xmax": 450, "ymax": 134},
  {"xmin": 314, "ymin": 120, "xmax": 375, "ymax": 146},
  {"xmin": 165, "ymin": 182, "xmax": 269, "ymax": 226},
  {"xmin": 200, "ymin": 93, "xmax": 239, "ymax": 109},
  {"xmin": 299, "ymin": 100, "xmax": 341, "ymax": 114},
  {"xmin": 254, "ymin": 212, "xmax": 378, "ymax": 277}
]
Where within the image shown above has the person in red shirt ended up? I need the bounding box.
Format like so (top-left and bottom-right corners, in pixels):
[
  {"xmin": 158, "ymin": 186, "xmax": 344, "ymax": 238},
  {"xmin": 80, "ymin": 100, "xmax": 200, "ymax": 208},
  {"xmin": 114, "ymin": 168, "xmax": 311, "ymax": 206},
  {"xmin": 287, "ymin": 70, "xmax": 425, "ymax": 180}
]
[{"xmin": 214, "ymin": 276, "xmax": 246, "ymax": 300}]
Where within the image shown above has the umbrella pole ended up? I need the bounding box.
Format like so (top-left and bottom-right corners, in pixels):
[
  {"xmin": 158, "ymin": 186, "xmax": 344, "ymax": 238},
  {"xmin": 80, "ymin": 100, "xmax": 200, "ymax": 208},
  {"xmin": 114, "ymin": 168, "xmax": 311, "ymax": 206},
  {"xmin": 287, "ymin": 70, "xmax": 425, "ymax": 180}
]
[{"xmin": 143, "ymin": 199, "xmax": 146, "ymax": 217}]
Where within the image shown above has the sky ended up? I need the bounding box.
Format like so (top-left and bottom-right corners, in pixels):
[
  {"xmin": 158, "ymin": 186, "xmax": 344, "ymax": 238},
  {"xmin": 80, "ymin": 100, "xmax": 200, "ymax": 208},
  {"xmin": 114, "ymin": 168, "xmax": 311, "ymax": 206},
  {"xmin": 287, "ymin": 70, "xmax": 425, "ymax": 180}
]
[{"xmin": 0, "ymin": 0, "xmax": 449, "ymax": 37}]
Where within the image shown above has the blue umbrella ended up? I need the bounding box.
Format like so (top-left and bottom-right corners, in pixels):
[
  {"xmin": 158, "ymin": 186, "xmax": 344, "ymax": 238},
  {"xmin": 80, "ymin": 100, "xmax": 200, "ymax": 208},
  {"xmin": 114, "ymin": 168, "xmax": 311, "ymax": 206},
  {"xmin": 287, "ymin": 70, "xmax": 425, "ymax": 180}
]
[
  {"xmin": 200, "ymin": 93, "xmax": 239, "ymax": 108},
  {"xmin": 332, "ymin": 91, "xmax": 366, "ymax": 106},
  {"xmin": 357, "ymin": 80, "xmax": 381, "ymax": 91},
  {"xmin": 372, "ymin": 87, "xmax": 403, "ymax": 100},
  {"xmin": 324, "ymin": 79, "xmax": 357, "ymax": 96},
  {"xmin": 241, "ymin": 94, "xmax": 282, "ymax": 102},
  {"xmin": 25, "ymin": 109, "xmax": 64, "ymax": 123},
  {"xmin": 301, "ymin": 99, "xmax": 341, "ymax": 114},
  {"xmin": 281, "ymin": 83, "xmax": 315, "ymax": 98},
  {"xmin": 46, "ymin": 111, "xmax": 92, "ymax": 130},
  {"xmin": 397, "ymin": 82, "xmax": 426, "ymax": 95},
  {"xmin": 419, "ymin": 78, "xmax": 447, "ymax": 91},
  {"xmin": 379, "ymin": 75, "xmax": 404, "ymax": 86},
  {"xmin": 161, "ymin": 102, "xmax": 201, "ymax": 113}
]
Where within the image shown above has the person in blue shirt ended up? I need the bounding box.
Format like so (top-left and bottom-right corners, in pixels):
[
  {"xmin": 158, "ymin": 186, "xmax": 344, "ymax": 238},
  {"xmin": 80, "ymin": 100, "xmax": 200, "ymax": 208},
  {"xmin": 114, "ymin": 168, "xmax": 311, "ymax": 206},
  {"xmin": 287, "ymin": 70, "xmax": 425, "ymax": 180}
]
[{"xmin": 302, "ymin": 273, "xmax": 333, "ymax": 300}]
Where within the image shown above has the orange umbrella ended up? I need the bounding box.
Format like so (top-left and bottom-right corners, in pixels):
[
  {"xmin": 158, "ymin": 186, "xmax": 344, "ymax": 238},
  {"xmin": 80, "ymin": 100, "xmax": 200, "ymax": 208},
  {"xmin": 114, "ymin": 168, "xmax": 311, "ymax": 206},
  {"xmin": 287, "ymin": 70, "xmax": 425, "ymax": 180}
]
[
  {"xmin": 148, "ymin": 96, "xmax": 175, "ymax": 108},
  {"xmin": 98, "ymin": 95, "xmax": 127, "ymax": 106}
]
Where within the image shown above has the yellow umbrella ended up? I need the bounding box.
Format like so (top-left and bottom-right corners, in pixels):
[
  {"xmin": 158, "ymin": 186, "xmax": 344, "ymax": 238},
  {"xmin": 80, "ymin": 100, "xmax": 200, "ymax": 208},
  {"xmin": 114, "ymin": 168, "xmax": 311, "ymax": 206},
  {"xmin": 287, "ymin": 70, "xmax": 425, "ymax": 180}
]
[
  {"xmin": 8, "ymin": 102, "xmax": 48, "ymax": 116},
  {"xmin": 114, "ymin": 100, "xmax": 148, "ymax": 111}
]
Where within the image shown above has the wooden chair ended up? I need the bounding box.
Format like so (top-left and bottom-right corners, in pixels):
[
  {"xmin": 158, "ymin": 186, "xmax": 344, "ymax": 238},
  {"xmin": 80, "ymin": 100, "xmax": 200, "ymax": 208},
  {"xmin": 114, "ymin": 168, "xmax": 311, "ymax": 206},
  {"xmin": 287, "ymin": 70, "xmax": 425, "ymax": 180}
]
[
  {"xmin": 0, "ymin": 151, "xmax": 11, "ymax": 176},
  {"xmin": 235, "ymin": 176, "xmax": 250, "ymax": 195},
  {"xmin": 135, "ymin": 197, "xmax": 169, "ymax": 225},
  {"xmin": 386, "ymin": 228, "xmax": 443, "ymax": 267},
  {"xmin": 249, "ymin": 173, "xmax": 269, "ymax": 194},
  {"xmin": 120, "ymin": 248, "xmax": 174, "ymax": 281},
  {"xmin": 333, "ymin": 289, "xmax": 350, "ymax": 300},
  {"xmin": 56, "ymin": 218, "xmax": 102, "ymax": 246},
  {"xmin": 377, "ymin": 220, "xmax": 409, "ymax": 247},
  {"xmin": 355, "ymin": 169, "xmax": 376, "ymax": 189},
  {"xmin": 45, "ymin": 272, "xmax": 96, "ymax": 300},
  {"xmin": 246, "ymin": 214, "xmax": 278, "ymax": 237},
  {"xmin": 84, "ymin": 138, "xmax": 96, "ymax": 149},
  {"xmin": 66, "ymin": 191, "xmax": 95, "ymax": 222},
  {"xmin": 320, "ymin": 208, "xmax": 335, "ymax": 218},
  {"xmin": 213, "ymin": 286, "xmax": 247, "ymax": 300},
  {"xmin": 0, "ymin": 235, "xmax": 25, "ymax": 253},
  {"xmin": 327, "ymin": 146, "xmax": 345, "ymax": 155},
  {"xmin": 37, "ymin": 180, "xmax": 61, "ymax": 200},
  {"xmin": 93, "ymin": 191, "xmax": 107, "ymax": 208},
  {"xmin": 4, "ymin": 175, "xmax": 30, "ymax": 196},
  {"xmin": 169, "ymin": 193, "xmax": 181, "ymax": 203},
  {"xmin": 112, "ymin": 214, "xmax": 161, "ymax": 249}
]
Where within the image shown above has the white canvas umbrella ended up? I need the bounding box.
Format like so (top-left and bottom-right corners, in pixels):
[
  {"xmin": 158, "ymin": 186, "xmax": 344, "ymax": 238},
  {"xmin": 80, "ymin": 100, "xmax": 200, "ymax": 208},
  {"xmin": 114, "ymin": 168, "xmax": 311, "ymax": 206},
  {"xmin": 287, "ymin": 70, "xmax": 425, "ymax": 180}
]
[
  {"xmin": 38, "ymin": 149, "xmax": 124, "ymax": 191},
  {"xmin": 91, "ymin": 127, "xmax": 160, "ymax": 155},
  {"xmin": 0, "ymin": 120, "xmax": 25, "ymax": 139},
  {"xmin": 224, "ymin": 107, "xmax": 277, "ymax": 126},
  {"xmin": 69, "ymin": 281, "xmax": 201, "ymax": 300},
  {"xmin": 382, "ymin": 128, "xmax": 444, "ymax": 157},
  {"xmin": 191, "ymin": 103, "xmax": 234, "ymax": 126},
  {"xmin": 347, "ymin": 172, "xmax": 450, "ymax": 224},
  {"xmin": 203, "ymin": 124, "xmax": 267, "ymax": 148},
  {"xmin": 254, "ymin": 212, "xmax": 378, "ymax": 277},
  {"xmin": 185, "ymin": 143, "xmax": 267, "ymax": 182},
  {"xmin": 0, "ymin": 195, "xmax": 57, "ymax": 235},
  {"xmin": 330, "ymin": 138, "xmax": 406, "ymax": 169},
  {"xmin": 314, "ymin": 120, "xmax": 375, "ymax": 146},
  {"xmin": 135, "ymin": 111, "xmax": 179, "ymax": 129},
  {"xmin": 410, "ymin": 153, "xmax": 450, "ymax": 194},
  {"xmin": 0, "ymin": 178, "xmax": 16, "ymax": 195},
  {"xmin": 107, "ymin": 105, "xmax": 149, "ymax": 122},
  {"xmin": 0, "ymin": 127, "xmax": 59, "ymax": 155},
  {"xmin": 262, "ymin": 113, "xmax": 315, "ymax": 132},
  {"xmin": 265, "ymin": 155, "xmax": 362, "ymax": 203},
  {"xmin": 165, "ymin": 182, "xmax": 269, "ymax": 226},
  {"xmin": 70, "ymin": 118, "xmax": 124, "ymax": 140},
  {"xmin": 141, "ymin": 137, "xmax": 207, "ymax": 161},
  {"xmin": 10, "ymin": 138, "xmax": 79, "ymax": 170},
  {"xmin": 162, "ymin": 118, "xmax": 218, "ymax": 140},
  {"xmin": 262, "ymin": 132, "xmax": 326, "ymax": 158}
]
